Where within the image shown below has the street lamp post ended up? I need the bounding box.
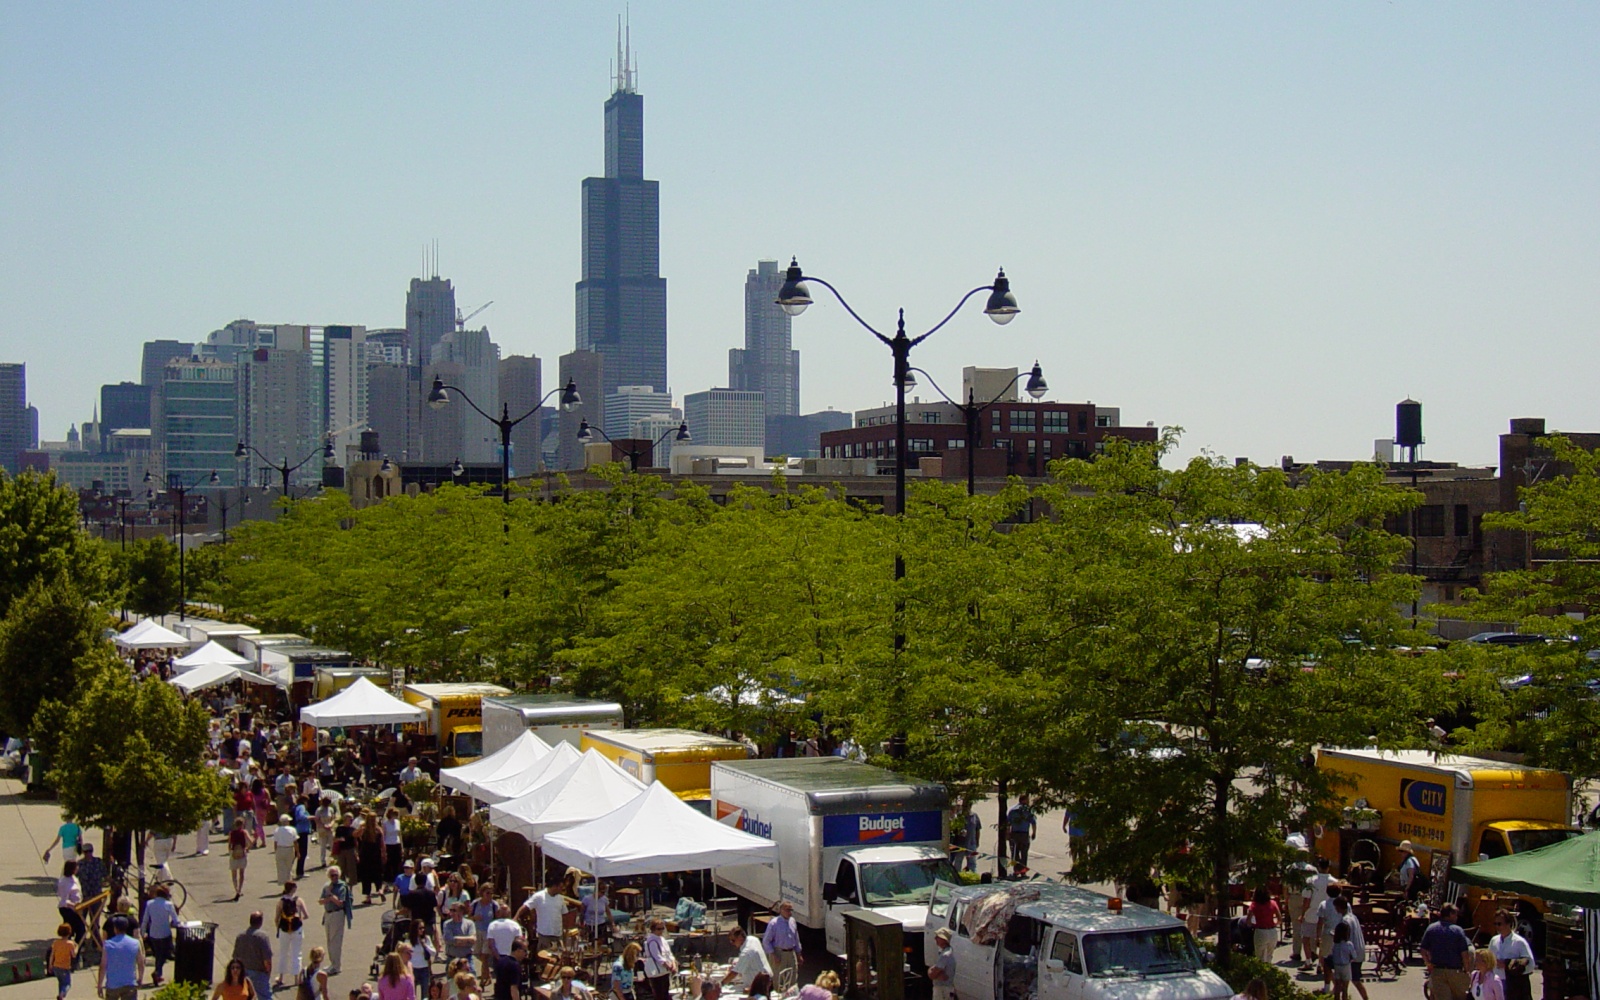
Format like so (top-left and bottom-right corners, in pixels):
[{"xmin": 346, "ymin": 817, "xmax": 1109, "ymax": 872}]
[
  {"xmin": 576, "ymin": 420, "xmax": 692, "ymax": 472},
  {"xmin": 215, "ymin": 488, "xmax": 251, "ymax": 544},
  {"xmin": 428, "ymin": 378, "xmax": 582, "ymax": 503},
  {"xmin": 234, "ymin": 440, "xmax": 335, "ymax": 499},
  {"xmin": 905, "ymin": 363, "xmax": 1048, "ymax": 499},
  {"xmin": 144, "ymin": 469, "xmax": 219, "ymax": 621}
]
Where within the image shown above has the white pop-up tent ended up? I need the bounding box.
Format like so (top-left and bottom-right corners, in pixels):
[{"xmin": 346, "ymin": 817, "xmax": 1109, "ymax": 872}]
[
  {"xmin": 115, "ymin": 619, "xmax": 192, "ymax": 650},
  {"xmin": 171, "ymin": 640, "xmax": 251, "ymax": 673},
  {"xmin": 488, "ymin": 749, "xmax": 645, "ymax": 840},
  {"xmin": 170, "ymin": 661, "xmax": 278, "ymax": 694},
  {"xmin": 472, "ymin": 741, "xmax": 581, "ymax": 804},
  {"xmin": 543, "ymin": 780, "xmax": 779, "ymax": 877},
  {"xmin": 299, "ymin": 677, "xmax": 426, "ymax": 728},
  {"xmin": 440, "ymin": 731, "xmax": 552, "ymax": 795}
]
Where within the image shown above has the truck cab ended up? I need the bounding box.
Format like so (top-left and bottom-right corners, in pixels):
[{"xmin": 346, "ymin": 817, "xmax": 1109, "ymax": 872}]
[
  {"xmin": 924, "ymin": 880, "xmax": 1232, "ymax": 1000},
  {"xmin": 822, "ymin": 845, "xmax": 956, "ymax": 961}
]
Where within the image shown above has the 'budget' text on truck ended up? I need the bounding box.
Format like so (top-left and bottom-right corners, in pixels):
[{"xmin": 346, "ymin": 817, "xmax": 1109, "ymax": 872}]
[
  {"xmin": 711, "ymin": 757, "xmax": 953, "ymax": 968},
  {"xmin": 403, "ymin": 683, "xmax": 511, "ymax": 769}
]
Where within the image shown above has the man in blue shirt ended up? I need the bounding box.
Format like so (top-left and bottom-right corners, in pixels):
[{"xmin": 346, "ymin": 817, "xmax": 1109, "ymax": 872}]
[
  {"xmin": 139, "ymin": 884, "xmax": 181, "ymax": 985},
  {"xmin": 762, "ymin": 900, "xmax": 802, "ymax": 987},
  {"xmin": 97, "ymin": 916, "xmax": 146, "ymax": 1000},
  {"xmin": 293, "ymin": 796, "xmax": 314, "ymax": 879},
  {"xmin": 1006, "ymin": 795, "xmax": 1039, "ymax": 869},
  {"xmin": 1420, "ymin": 903, "xmax": 1474, "ymax": 1000}
]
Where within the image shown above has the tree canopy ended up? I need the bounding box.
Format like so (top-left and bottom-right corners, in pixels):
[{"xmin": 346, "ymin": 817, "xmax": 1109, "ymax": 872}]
[
  {"xmin": 0, "ymin": 575, "xmax": 111, "ymax": 736},
  {"xmin": 0, "ymin": 469, "xmax": 110, "ymax": 615}
]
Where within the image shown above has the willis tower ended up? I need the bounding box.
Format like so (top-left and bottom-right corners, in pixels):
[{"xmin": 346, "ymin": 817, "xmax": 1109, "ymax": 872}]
[{"xmin": 575, "ymin": 26, "xmax": 666, "ymax": 395}]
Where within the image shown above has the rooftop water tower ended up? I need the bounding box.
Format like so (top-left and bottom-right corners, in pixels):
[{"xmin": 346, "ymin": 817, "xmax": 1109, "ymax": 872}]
[{"xmin": 1395, "ymin": 398, "xmax": 1423, "ymax": 464}]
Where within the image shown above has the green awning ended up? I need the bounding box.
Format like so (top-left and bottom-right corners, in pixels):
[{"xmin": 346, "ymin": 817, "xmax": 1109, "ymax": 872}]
[{"xmin": 1450, "ymin": 830, "xmax": 1600, "ymax": 907}]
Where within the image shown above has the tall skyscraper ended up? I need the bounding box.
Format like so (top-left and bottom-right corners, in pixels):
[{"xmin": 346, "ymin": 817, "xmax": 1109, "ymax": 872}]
[
  {"xmin": 407, "ymin": 276, "xmax": 456, "ymax": 371},
  {"xmin": 684, "ymin": 388, "xmax": 765, "ymax": 451},
  {"xmin": 729, "ymin": 260, "xmax": 800, "ymax": 418},
  {"xmin": 162, "ymin": 358, "xmax": 238, "ymax": 487},
  {"xmin": 557, "ymin": 350, "xmax": 604, "ymax": 471},
  {"xmin": 367, "ymin": 362, "xmax": 421, "ymax": 463},
  {"xmin": 322, "ymin": 326, "xmax": 369, "ymax": 467},
  {"xmin": 603, "ymin": 385, "xmax": 674, "ymax": 442},
  {"xmin": 100, "ymin": 382, "xmax": 153, "ymax": 438},
  {"xmin": 430, "ymin": 328, "xmax": 500, "ymax": 465},
  {"xmin": 0, "ymin": 363, "xmax": 28, "ymax": 474},
  {"xmin": 238, "ymin": 331, "xmax": 316, "ymax": 484},
  {"xmin": 575, "ymin": 31, "xmax": 667, "ymax": 396},
  {"xmin": 498, "ymin": 355, "xmax": 543, "ymax": 475},
  {"xmin": 142, "ymin": 340, "xmax": 193, "ymax": 386}
]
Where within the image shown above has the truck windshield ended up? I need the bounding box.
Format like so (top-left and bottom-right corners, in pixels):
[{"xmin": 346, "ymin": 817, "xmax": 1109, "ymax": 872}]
[
  {"xmin": 1508, "ymin": 828, "xmax": 1580, "ymax": 854},
  {"xmin": 1082, "ymin": 929, "xmax": 1203, "ymax": 978},
  {"xmin": 453, "ymin": 730, "xmax": 484, "ymax": 760},
  {"xmin": 860, "ymin": 858, "xmax": 958, "ymax": 907}
]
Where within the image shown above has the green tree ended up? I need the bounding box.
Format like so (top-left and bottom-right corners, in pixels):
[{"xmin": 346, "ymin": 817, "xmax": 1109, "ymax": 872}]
[
  {"xmin": 42, "ymin": 664, "xmax": 227, "ymax": 897},
  {"xmin": 973, "ymin": 438, "xmax": 1438, "ymax": 945},
  {"xmin": 0, "ymin": 575, "xmax": 112, "ymax": 735},
  {"xmin": 0, "ymin": 470, "xmax": 111, "ymax": 614},
  {"xmin": 1451, "ymin": 436, "xmax": 1600, "ymax": 779},
  {"xmin": 116, "ymin": 537, "xmax": 182, "ymax": 617}
]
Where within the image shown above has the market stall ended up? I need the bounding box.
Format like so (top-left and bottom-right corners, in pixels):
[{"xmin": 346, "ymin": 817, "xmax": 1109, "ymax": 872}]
[
  {"xmin": 487, "ymin": 749, "xmax": 645, "ymax": 840},
  {"xmin": 298, "ymin": 676, "xmax": 426, "ymax": 727},
  {"xmin": 1450, "ymin": 830, "xmax": 1600, "ymax": 1000},
  {"xmin": 542, "ymin": 780, "xmax": 778, "ymax": 877},
  {"xmin": 441, "ymin": 729, "xmax": 553, "ymax": 795},
  {"xmin": 472, "ymin": 740, "xmax": 581, "ymax": 804},
  {"xmin": 114, "ymin": 618, "xmax": 193, "ymax": 650},
  {"xmin": 171, "ymin": 640, "xmax": 252, "ymax": 673}
]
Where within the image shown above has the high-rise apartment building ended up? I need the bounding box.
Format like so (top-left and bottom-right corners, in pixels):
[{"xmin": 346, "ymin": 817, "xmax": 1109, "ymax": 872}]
[
  {"xmin": 633, "ymin": 413, "xmax": 683, "ymax": 469},
  {"xmin": 100, "ymin": 382, "xmax": 153, "ymax": 438},
  {"xmin": 603, "ymin": 385, "xmax": 674, "ymax": 442},
  {"xmin": 141, "ymin": 340, "xmax": 193, "ymax": 386},
  {"xmin": 962, "ymin": 366, "xmax": 1021, "ymax": 406},
  {"xmin": 162, "ymin": 358, "xmax": 239, "ymax": 486},
  {"xmin": 368, "ymin": 329, "xmax": 410, "ymax": 366},
  {"xmin": 322, "ymin": 326, "xmax": 369, "ymax": 467},
  {"xmin": 367, "ymin": 362, "xmax": 421, "ymax": 463},
  {"xmin": 238, "ymin": 331, "xmax": 316, "ymax": 484},
  {"xmin": 729, "ymin": 260, "xmax": 799, "ymax": 419},
  {"xmin": 0, "ymin": 363, "xmax": 29, "ymax": 474},
  {"xmin": 557, "ymin": 350, "xmax": 604, "ymax": 471},
  {"xmin": 429, "ymin": 328, "xmax": 500, "ymax": 465},
  {"xmin": 407, "ymin": 277, "xmax": 456, "ymax": 371},
  {"xmin": 498, "ymin": 355, "xmax": 542, "ymax": 476},
  {"xmin": 575, "ymin": 36, "xmax": 667, "ymax": 396},
  {"xmin": 684, "ymin": 388, "xmax": 765, "ymax": 451}
]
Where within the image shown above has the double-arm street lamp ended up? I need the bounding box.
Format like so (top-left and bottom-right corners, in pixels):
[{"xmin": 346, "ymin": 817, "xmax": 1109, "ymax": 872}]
[
  {"xmin": 576, "ymin": 419, "xmax": 691, "ymax": 472},
  {"xmin": 144, "ymin": 469, "xmax": 219, "ymax": 621},
  {"xmin": 905, "ymin": 362, "xmax": 1048, "ymax": 498},
  {"xmin": 428, "ymin": 378, "xmax": 582, "ymax": 503},
  {"xmin": 235, "ymin": 440, "xmax": 335, "ymax": 499},
  {"xmin": 215, "ymin": 488, "xmax": 251, "ymax": 544}
]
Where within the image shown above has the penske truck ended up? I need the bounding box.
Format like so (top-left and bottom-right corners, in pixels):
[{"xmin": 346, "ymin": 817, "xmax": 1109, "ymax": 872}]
[
  {"xmin": 403, "ymin": 683, "xmax": 512, "ymax": 768},
  {"xmin": 710, "ymin": 757, "xmax": 953, "ymax": 967},
  {"xmin": 579, "ymin": 728, "xmax": 750, "ymax": 813},
  {"xmin": 480, "ymin": 694, "xmax": 625, "ymax": 753}
]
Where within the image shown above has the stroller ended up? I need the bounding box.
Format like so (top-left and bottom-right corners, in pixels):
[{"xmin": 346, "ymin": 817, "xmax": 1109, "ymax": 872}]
[{"xmin": 369, "ymin": 909, "xmax": 413, "ymax": 979}]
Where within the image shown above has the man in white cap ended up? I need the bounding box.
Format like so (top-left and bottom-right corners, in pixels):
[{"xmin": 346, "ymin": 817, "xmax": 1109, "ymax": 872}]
[
  {"xmin": 417, "ymin": 856, "xmax": 439, "ymax": 893},
  {"xmin": 929, "ymin": 928, "xmax": 955, "ymax": 1000},
  {"xmin": 394, "ymin": 858, "xmax": 417, "ymax": 897}
]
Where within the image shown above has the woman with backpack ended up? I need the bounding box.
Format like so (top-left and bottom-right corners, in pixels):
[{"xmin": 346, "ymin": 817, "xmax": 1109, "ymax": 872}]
[{"xmin": 275, "ymin": 881, "xmax": 310, "ymax": 990}]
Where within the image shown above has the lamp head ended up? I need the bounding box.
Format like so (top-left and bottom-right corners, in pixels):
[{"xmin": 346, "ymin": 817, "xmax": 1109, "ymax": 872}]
[
  {"xmin": 322, "ymin": 440, "xmax": 335, "ymax": 461},
  {"xmin": 776, "ymin": 257, "xmax": 812, "ymax": 317},
  {"xmin": 897, "ymin": 368, "xmax": 917, "ymax": 390},
  {"xmin": 145, "ymin": 489, "xmax": 154, "ymax": 501},
  {"xmin": 234, "ymin": 441, "xmax": 247, "ymax": 459},
  {"xmin": 427, "ymin": 377, "xmax": 449, "ymax": 410},
  {"xmin": 576, "ymin": 420, "xmax": 594, "ymax": 443},
  {"xmin": 241, "ymin": 492, "xmax": 251, "ymax": 506},
  {"xmin": 450, "ymin": 458, "xmax": 464, "ymax": 478},
  {"xmin": 559, "ymin": 379, "xmax": 581, "ymax": 412},
  {"xmin": 379, "ymin": 456, "xmax": 392, "ymax": 473},
  {"xmin": 675, "ymin": 422, "xmax": 691, "ymax": 442},
  {"xmin": 209, "ymin": 470, "xmax": 220, "ymax": 484},
  {"xmin": 143, "ymin": 470, "xmax": 153, "ymax": 484},
  {"xmin": 984, "ymin": 268, "xmax": 1020, "ymax": 325},
  {"xmin": 1025, "ymin": 361, "xmax": 1048, "ymax": 399}
]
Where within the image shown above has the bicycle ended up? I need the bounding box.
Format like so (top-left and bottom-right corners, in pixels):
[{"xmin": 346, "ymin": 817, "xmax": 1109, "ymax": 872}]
[{"xmin": 108, "ymin": 859, "xmax": 190, "ymax": 915}]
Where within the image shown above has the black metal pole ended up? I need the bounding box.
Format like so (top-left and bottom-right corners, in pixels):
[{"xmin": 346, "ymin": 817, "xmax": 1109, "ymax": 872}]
[
  {"xmin": 177, "ymin": 487, "xmax": 187, "ymax": 622},
  {"xmin": 1411, "ymin": 463, "xmax": 1419, "ymax": 621},
  {"xmin": 500, "ymin": 405, "xmax": 513, "ymax": 505},
  {"xmin": 281, "ymin": 463, "xmax": 291, "ymax": 499}
]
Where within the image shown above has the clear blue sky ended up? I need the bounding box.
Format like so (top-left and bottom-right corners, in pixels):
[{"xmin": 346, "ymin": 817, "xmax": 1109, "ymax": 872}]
[{"xmin": 3, "ymin": 3, "xmax": 1596, "ymax": 466}]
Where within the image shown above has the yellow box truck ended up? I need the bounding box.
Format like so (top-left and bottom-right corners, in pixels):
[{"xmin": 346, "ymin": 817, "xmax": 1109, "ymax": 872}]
[
  {"xmin": 580, "ymin": 728, "xmax": 750, "ymax": 813},
  {"xmin": 403, "ymin": 683, "xmax": 512, "ymax": 768}
]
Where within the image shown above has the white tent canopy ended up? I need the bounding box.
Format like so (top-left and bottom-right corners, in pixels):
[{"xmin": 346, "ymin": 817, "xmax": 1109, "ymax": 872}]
[
  {"xmin": 489, "ymin": 749, "xmax": 645, "ymax": 840},
  {"xmin": 543, "ymin": 780, "xmax": 779, "ymax": 877},
  {"xmin": 472, "ymin": 741, "xmax": 581, "ymax": 804},
  {"xmin": 115, "ymin": 619, "xmax": 192, "ymax": 650},
  {"xmin": 172, "ymin": 640, "xmax": 251, "ymax": 673},
  {"xmin": 170, "ymin": 661, "xmax": 277, "ymax": 694},
  {"xmin": 299, "ymin": 677, "xmax": 426, "ymax": 728},
  {"xmin": 440, "ymin": 731, "xmax": 552, "ymax": 795}
]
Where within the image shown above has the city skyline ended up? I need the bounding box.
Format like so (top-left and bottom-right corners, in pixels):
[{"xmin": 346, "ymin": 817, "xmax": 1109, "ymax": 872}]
[{"xmin": 3, "ymin": 5, "xmax": 1598, "ymax": 468}]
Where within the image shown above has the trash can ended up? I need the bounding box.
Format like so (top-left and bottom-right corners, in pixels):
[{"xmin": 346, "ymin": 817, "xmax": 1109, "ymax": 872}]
[{"xmin": 173, "ymin": 921, "xmax": 217, "ymax": 985}]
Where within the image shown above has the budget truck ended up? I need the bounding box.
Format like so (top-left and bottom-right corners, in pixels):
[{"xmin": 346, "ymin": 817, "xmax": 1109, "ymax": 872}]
[
  {"xmin": 580, "ymin": 728, "xmax": 750, "ymax": 814},
  {"xmin": 403, "ymin": 683, "xmax": 511, "ymax": 768},
  {"xmin": 710, "ymin": 757, "xmax": 954, "ymax": 967},
  {"xmin": 480, "ymin": 694, "xmax": 625, "ymax": 753}
]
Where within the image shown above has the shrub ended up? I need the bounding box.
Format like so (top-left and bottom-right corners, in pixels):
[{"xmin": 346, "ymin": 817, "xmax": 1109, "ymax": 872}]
[
  {"xmin": 1211, "ymin": 954, "xmax": 1319, "ymax": 1000},
  {"xmin": 148, "ymin": 981, "xmax": 209, "ymax": 1000}
]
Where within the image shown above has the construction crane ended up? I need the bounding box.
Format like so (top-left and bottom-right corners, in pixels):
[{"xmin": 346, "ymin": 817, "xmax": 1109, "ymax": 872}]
[{"xmin": 456, "ymin": 301, "xmax": 493, "ymax": 332}]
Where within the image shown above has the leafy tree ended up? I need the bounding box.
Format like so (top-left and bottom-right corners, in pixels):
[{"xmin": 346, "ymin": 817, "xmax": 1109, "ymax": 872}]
[
  {"xmin": 973, "ymin": 437, "xmax": 1438, "ymax": 946},
  {"xmin": 0, "ymin": 470, "xmax": 111, "ymax": 614},
  {"xmin": 42, "ymin": 663, "xmax": 227, "ymax": 898},
  {"xmin": 116, "ymin": 537, "xmax": 182, "ymax": 617},
  {"xmin": 0, "ymin": 575, "xmax": 112, "ymax": 735},
  {"xmin": 1451, "ymin": 436, "xmax": 1600, "ymax": 779}
]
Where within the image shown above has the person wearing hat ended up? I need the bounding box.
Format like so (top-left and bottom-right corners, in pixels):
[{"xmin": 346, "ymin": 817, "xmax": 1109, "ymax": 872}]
[
  {"xmin": 417, "ymin": 857, "xmax": 439, "ymax": 894},
  {"xmin": 929, "ymin": 928, "xmax": 955, "ymax": 1000},
  {"xmin": 395, "ymin": 858, "xmax": 418, "ymax": 897},
  {"xmin": 274, "ymin": 814, "xmax": 301, "ymax": 884},
  {"xmin": 1397, "ymin": 842, "xmax": 1422, "ymax": 900}
]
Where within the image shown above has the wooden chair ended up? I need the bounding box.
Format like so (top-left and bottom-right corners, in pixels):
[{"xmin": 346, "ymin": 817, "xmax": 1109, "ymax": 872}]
[{"xmin": 1364, "ymin": 913, "xmax": 1404, "ymax": 980}]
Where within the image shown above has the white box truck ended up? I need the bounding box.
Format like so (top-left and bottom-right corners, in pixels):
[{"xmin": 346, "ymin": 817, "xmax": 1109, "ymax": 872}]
[
  {"xmin": 480, "ymin": 694, "xmax": 624, "ymax": 753},
  {"xmin": 710, "ymin": 758, "xmax": 953, "ymax": 964}
]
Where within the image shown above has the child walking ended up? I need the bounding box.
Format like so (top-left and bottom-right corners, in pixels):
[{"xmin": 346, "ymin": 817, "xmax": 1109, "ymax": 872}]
[{"xmin": 49, "ymin": 923, "xmax": 78, "ymax": 999}]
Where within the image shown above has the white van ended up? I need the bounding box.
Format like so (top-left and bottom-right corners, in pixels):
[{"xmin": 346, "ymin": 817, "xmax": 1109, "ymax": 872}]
[{"xmin": 923, "ymin": 880, "xmax": 1232, "ymax": 1000}]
